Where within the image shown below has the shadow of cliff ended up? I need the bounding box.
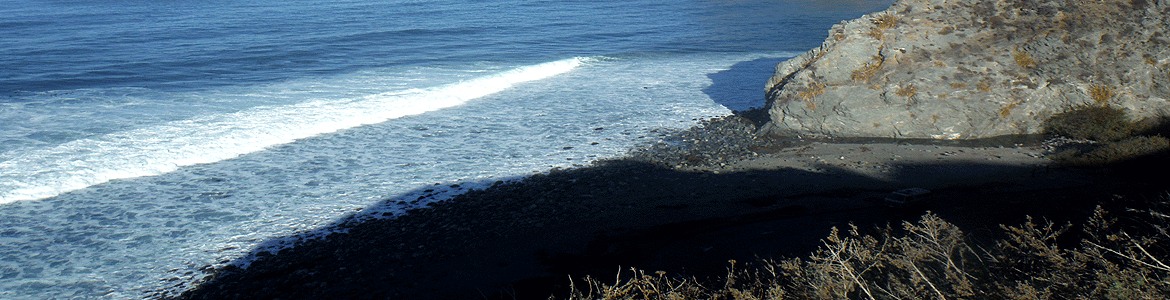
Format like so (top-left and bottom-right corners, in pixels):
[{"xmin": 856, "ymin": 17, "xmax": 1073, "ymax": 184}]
[
  {"xmin": 165, "ymin": 147, "xmax": 1168, "ymax": 300},
  {"xmin": 702, "ymin": 57, "xmax": 789, "ymax": 113}
]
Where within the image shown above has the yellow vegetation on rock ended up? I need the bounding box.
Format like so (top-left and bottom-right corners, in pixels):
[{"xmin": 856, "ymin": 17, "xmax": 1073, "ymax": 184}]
[
  {"xmin": 895, "ymin": 84, "xmax": 917, "ymax": 98},
  {"xmin": 977, "ymin": 82, "xmax": 992, "ymax": 92},
  {"xmin": 797, "ymin": 81, "xmax": 826, "ymax": 109},
  {"xmin": 896, "ymin": 84, "xmax": 918, "ymax": 105},
  {"xmin": 851, "ymin": 56, "xmax": 885, "ymax": 82},
  {"xmin": 867, "ymin": 14, "xmax": 899, "ymax": 40},
  {"xmin": 872, "ymin": 14, "xmax": 897, "ymax": 29},
  {"xmin": 798, "ymin": 82, "xmax": 825, "ymax": 100},
  {"xmin": 1088, "ymin": 84, "xmax": 1115, "ymax": 105},
  {"xmin": 999, "ymin": 102, "xmax": 1019, "ymax": 117},
  {"xmin": 1013, "ymin": 47, "xmax": 1037, "ymax": 69}
]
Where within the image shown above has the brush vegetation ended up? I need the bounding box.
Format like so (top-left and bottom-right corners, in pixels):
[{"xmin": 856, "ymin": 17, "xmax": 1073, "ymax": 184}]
[
  {"xmin": 1088, "ymin": 84, "xmax": 1117, "ymax": 105},
  {"xmin": 851, "ymin": 56, "xmax": 885, "ymax": 83},
  {"xmin": 1044, "ymin": 105, "xmax": 1133, "ymax": 142},
  {"xmin": 558, "ymin": 202, "xmax": 1170, "ymax": 299},
  {"xmin": 1043, "ymin": 105, "xmax": 1170, "ymax": 165},
  {"xmin": 1013, "ymin": 48, "xmax": 1036, "ymax": 69},
  {"xmin": 867, "ymin": 14, "xmax": 899, "ymax": 40},
  {"xmin": 796, "ymin": 81, "xmax": 827, "ymax": 109}
]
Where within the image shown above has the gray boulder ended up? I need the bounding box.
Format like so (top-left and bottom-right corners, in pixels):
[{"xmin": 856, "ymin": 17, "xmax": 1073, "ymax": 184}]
[{"xmin": 762, "ymin": 0, "xmax": 1170, "ymax": 139}]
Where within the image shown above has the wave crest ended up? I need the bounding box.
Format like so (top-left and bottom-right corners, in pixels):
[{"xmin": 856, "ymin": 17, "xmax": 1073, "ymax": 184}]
[{"xmin": 0, "ymin": 58, "xmax": 585, "ymax": 204}]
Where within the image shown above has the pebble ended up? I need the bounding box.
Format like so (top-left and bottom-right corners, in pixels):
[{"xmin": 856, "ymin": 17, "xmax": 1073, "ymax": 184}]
[{"xmin": 626, "ymin": 116, "xmax": 793, "ymax": 168}]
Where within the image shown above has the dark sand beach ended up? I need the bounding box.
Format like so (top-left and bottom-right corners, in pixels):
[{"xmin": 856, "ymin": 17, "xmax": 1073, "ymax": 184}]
[{"xmin": 166, "ymin": 116, "xmax": 1162, "ymax": 300}]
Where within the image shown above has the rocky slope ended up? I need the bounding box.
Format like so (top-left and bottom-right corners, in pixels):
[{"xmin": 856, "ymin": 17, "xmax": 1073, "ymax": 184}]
[{"xmin": 763, "ymin": 0, "xmax": 1170, "ymax": 139}]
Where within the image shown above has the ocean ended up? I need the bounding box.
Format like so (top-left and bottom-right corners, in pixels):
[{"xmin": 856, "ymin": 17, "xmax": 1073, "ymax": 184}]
[{"xmin": 0, "ymin": 0, "xmax": 893, "ymax": 298}]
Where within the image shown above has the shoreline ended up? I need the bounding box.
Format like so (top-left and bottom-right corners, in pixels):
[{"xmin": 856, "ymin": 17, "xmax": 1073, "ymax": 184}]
[{"xmin": 166, "ymin": 115, "xmax": 1157, "ymax": 300}]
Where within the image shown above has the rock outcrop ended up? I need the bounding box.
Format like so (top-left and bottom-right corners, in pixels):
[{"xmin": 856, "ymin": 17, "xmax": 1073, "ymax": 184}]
[{"xmin": 762, "ymin": 0, "xmax": 1170, "ymax": 139}]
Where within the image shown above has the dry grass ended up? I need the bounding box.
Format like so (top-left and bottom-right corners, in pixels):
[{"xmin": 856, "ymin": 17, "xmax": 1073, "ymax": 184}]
[
  {"xmin": 796, "ymin": 82, "xmax": 826, "ymax": 109},
  {"xmin": 1013, "ymin": 48, "xmax": 1037, "ymax": 69},
  {"xmin": 812, "ymin": 47, "xmax": 827, "ymax": 62},
  {"xmin": 896, "ymin": 84, "xmax": 918, "ymax": 106},
  {"xmin": 977, "ymin": 82, "xmax": 992, "ymax": 93},
  {"xmin": 1088, "ymin": 84, "xmax": 1116, "ymax": 105},
  {"xmin": 1051, "ymin": 136, "xmax": 1170, "ymax": 165},
  {"xmin": 895, "ymin": 84, "xmax": 917, "ymax": 98},
  {"xmin": 867, "ymin": 14, "xmax": 899, "ymax": 40},
  {"xmin": 867, "ymin": 27, "xmax": 887, "ymax": 40},
  {"xmin": 999, "ymin": 102, "xmax": 1019, "ymax": 118},
  {"xmin": 559, "ymin": 205, "xmax": 1170, "ymax": 299},
  {"xmin": 851, "ymin": 56, "xmax": 885, "ymax": 83},
  {"xmin": 1044, "ymin": 105, "xmax": 1132, "ymax": 142}
]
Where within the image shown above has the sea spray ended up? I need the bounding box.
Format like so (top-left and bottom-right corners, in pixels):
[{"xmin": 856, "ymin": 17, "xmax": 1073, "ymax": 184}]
[{"xmin": 0, "ymin": 58, "xmax": 585, "ymax": 204}]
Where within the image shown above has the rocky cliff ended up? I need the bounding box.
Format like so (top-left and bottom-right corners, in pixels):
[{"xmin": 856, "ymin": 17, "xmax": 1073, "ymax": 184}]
[{"xmin": 762, "ymin": 0, "xmax": 1170, "ymax": 139}]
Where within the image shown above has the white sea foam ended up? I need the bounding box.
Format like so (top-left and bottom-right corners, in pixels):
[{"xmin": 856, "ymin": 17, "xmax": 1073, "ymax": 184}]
[
  {"xmin": 0, "ymin": 58, "xmax": 584, "ymax": 204},
  {"xmin": 0, "ymin": 53, "xmax": 788, "ymax": 300}
]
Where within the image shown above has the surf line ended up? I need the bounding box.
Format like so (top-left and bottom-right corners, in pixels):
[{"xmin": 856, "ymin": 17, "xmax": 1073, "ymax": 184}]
[{"xmin": 0, "ymin": 57, "xmax": 586, "ymax": 204}]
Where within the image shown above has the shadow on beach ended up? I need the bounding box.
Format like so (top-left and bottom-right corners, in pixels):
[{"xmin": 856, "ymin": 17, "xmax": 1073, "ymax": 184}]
[
  {"xmin": 161, "ymin": 146, "xmax": 1163, "ymax": 300},
  {"xmin": 163, "ymin": 54, "xmax": 1170, "ymax": 299}
]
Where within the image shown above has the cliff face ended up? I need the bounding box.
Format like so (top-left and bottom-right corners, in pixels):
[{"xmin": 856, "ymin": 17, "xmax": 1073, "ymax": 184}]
[{"xmin": 763, "ymin": 0, "xmax": 1170, "ymax": 139}]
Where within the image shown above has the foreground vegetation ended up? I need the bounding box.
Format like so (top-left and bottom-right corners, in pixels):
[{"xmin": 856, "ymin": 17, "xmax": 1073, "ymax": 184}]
[
  {"xmin": 549, "ymin": 105, "xmax": 1170, "ymax": 299},
  {"xmin": 558, "ymin": 197, "xmax": 1170, "ymax": 299}
]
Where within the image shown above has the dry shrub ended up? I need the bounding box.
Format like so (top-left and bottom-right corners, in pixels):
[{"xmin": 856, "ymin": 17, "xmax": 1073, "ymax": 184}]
[
  {"xmin": 1088, "ymin": 84, "xmax": 1116, "ymax": 105},
  {"xmin": 992, "ymin": 206, "xmax": 1170, "ymax": 298},
  {"xmin": 1043, "ymin": 105, "xmax": 1133, "ymax": 142},
  {"xmin": 796, "ymin": 81, "xmax": 826, "ymax": 108},
  {"xmin": 976, "ymin": 82, "xmax": 992, "ymax": 92},
  {"xmin": 1013, "ymin": 48, "xmax": 1037, "ymax": 69},
  {"xmin": 1052, "ymin": 135, "xmax": 1170, "ymax": 166},
  {"xmin": 563, "ymin": 268, "xmax": 708, "ymax": 300},
  {"xmin": 999, "ymin": 102, "xmax": 1019, "ymax": 118},
  {"xmin": 895, "ymin": 84, "xmax": 917, "ymax": 98},
  {"xmin": 852, "ymin": 56, "xmax": 885, "ymax": 82},
  {"xmin": 868, "ymin": 27, "xmax": 887, "ymax": 40},
  {"xmin": 560, "ymin": 204, "xmax": 1170, "ymax": 299},
  {"xmin": 867, "ymin": 14, "xmax": 899, "ymax": 40}
]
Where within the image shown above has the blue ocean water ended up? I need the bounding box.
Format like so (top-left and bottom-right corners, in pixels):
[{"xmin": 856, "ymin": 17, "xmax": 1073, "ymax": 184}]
[{"xmin": 0, "ymin": 0, "xmax": 893, "ymax": 298}]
